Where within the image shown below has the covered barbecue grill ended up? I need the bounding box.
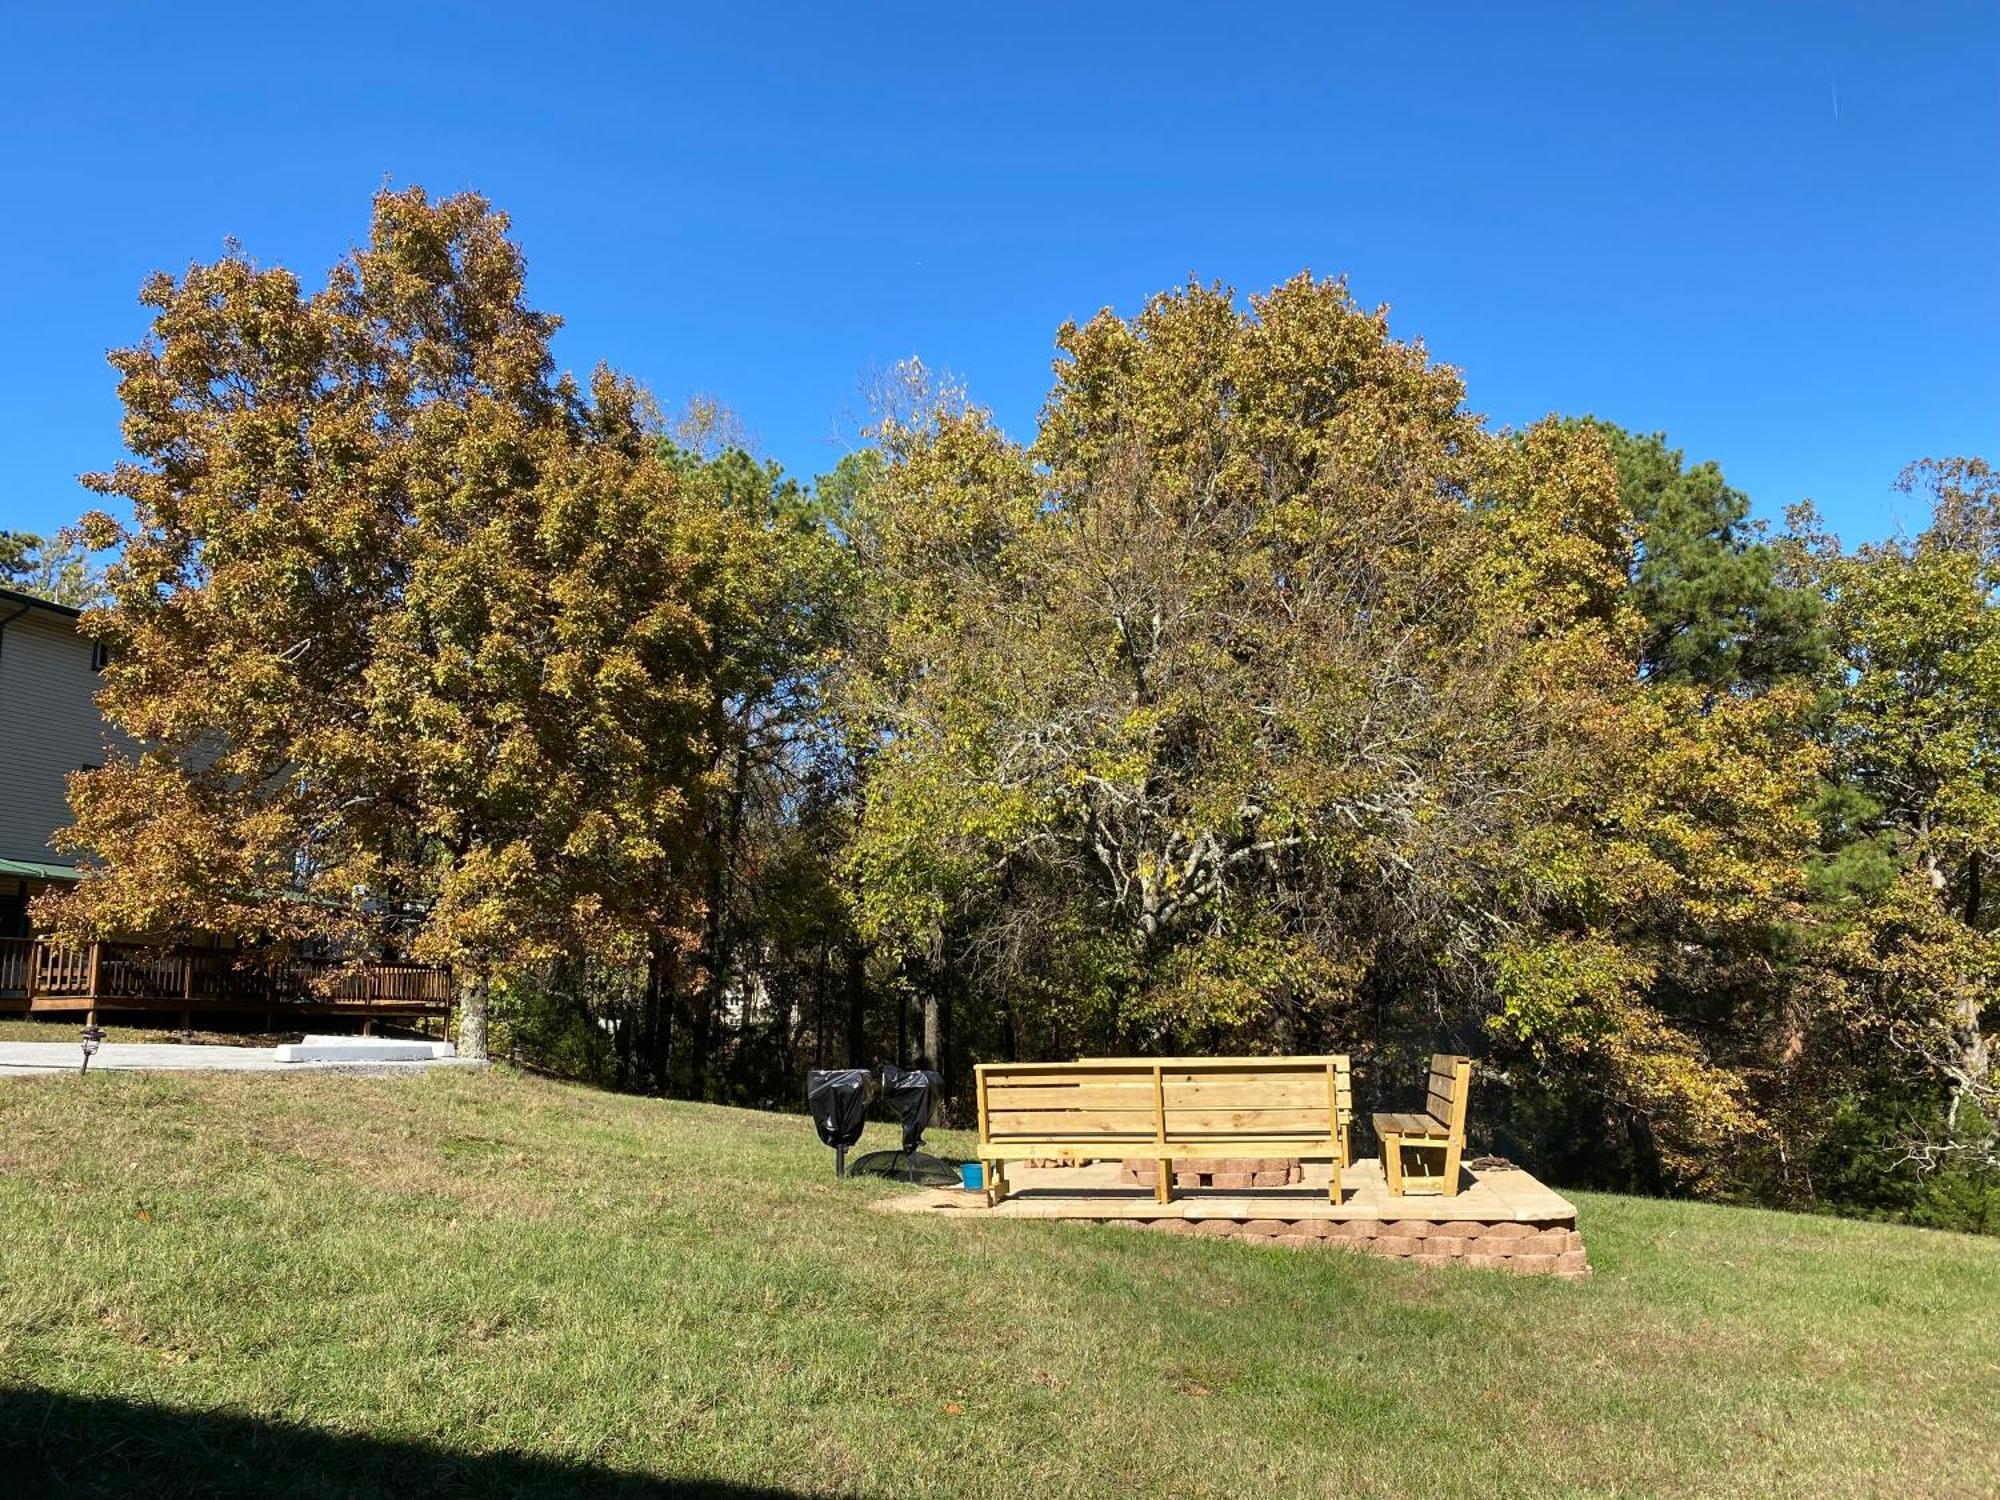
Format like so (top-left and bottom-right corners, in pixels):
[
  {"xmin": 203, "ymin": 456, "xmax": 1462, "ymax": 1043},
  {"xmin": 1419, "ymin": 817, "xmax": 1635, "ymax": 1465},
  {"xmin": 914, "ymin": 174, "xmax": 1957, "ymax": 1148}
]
[
  {"xmin": 806, "ymin": 1067, "xmax": 875, "ymax": 1178},
  {"xmin": 845, "ymin": 1064, "xmax": 956, "ymax": 1185}
]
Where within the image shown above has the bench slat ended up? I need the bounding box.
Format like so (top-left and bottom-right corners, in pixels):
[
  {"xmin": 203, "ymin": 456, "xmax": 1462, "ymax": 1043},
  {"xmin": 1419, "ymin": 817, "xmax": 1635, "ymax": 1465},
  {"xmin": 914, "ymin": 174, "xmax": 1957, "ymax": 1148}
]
[
  {"xmin": 1165, "ymin": 1108, "xmax": 1336, "ymax": 1132},
  {"xmin": 982, "ymin": 1137, "xmax": 1340, "ymax": 1162},
  {"xmin": 1373, "ymin": 1110, "xmax": 1448, "ymax": 1136},
  {"xmin": 1167, "ymin": 1080, "xmax": 1342, "ymax": 1109},
  {"xmin": 1017, "ymin": 1055, "xmax": 1349, "ymax": 1069},
  {"xmin": 988, "ymin": 1107, "xmax": 1338, "ymax": 1135},
  {"xmin": 984, "ymin": 1083, "xmax": 1161, "ymax": 1109},
  {"xmin": 1154, "ymin": 1068, "xmax": 1334, "ymax": 1087},
  {"xmin": 986, "ymin": 1112, "xmax": 1152, "ymax": 1134},
  {"xmin": 986, "ymin": 1079, "xmax": 1340, "ymax": 1111}
]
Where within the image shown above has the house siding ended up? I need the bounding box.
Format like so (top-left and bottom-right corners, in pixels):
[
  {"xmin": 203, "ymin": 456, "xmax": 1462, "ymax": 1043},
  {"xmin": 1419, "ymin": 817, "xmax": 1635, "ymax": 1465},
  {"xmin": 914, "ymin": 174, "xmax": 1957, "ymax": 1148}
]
[{"xmin": 0, "ymin": 604, "xmax": 113, "ymax": 865}]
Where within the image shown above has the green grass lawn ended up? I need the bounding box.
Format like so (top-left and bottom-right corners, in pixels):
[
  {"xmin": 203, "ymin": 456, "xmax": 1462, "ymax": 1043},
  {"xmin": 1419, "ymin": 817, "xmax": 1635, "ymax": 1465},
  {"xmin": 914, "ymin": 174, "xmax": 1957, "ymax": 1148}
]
[
  {"xmin": 0, "ymin": 1018, "xmax": 293, "ymax": 1047},
  {"xmin": 0, "ymin": 1017, "xmax": 442, "ymax": 1047},
  {"xmin": 1, "ymin": 1068, "xmax": 1994, "ymax": 1499}
]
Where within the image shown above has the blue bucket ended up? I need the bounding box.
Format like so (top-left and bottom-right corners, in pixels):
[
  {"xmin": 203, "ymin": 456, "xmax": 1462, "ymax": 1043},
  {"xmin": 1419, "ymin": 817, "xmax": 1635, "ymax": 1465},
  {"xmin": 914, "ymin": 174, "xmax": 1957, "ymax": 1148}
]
[{"xmin": 959, "ymin": 1162, "xmax": 984, "ymax": 1191}]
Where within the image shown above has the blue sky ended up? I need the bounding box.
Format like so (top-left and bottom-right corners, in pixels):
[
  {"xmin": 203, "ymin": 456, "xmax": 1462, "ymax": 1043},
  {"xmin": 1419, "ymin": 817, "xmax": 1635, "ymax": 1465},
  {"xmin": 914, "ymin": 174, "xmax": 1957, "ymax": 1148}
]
[{"xmin": 3, "ymin": 3, "xmax": 1994, "ymax": 544}]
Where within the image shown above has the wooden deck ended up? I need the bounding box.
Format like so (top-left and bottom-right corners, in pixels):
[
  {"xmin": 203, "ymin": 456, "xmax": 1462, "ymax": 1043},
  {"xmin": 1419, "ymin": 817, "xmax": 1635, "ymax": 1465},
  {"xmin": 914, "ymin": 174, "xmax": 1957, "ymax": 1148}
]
[{"xmin": 0, "ymin": 937, "xmax": 450, "ymax": 1019}]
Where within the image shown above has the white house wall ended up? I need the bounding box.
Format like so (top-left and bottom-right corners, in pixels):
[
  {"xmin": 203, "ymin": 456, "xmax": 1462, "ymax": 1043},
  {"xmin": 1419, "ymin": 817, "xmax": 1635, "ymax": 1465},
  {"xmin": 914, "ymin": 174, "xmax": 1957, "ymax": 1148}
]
[{"xmin": 0, "ymin": 606, "xmax": 114, "ymax": 864}]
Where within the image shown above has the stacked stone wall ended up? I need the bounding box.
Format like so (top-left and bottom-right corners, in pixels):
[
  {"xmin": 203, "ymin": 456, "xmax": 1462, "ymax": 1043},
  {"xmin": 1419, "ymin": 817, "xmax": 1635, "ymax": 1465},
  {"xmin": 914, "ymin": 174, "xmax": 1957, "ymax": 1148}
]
[{"xmin": 1118, "ymin": 1215, "xmax": 1590, "ymax": 1276}]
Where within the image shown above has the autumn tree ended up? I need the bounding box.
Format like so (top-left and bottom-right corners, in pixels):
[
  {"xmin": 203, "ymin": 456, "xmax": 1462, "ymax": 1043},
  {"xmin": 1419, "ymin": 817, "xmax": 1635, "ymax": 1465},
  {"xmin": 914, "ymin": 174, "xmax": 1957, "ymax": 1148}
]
[
  {"xmin": 633, "ymin": 437, "xmax": 857, "ymax": 1095},
  {"xmin": 46, "ymin": 188, "xmax": 1987, "ymax": 1225},
  {"xmin": 842, "ymin": 278, "xmax": 1816, "ymax": 1184},
  {"xmin": 47, "ymin": 189, "xmax": 715, "ymax": 1059},
  {"xmin": 1780, "ymin": 458, "xmax": 2000, "ymax": 1200}
]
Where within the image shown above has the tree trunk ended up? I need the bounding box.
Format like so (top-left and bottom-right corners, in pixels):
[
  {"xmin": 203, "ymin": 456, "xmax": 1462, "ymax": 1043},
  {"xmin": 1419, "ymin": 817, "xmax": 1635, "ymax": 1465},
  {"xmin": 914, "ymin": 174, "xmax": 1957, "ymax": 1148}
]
[
  {"xmin": 844, "ymin": 942, "xmax": 868, "ymax": 1068},
  {"xmin": 1947, "ymin": 853, "xmax": 1990, "ymax": 1128},
  {"xmin": 689, "ymin": 899, "xmax": 722, "ymax": 1096},
  {"xmin": 1624, "ymin": 1108, "xmax": 1664, "ymax": 1195},
  {"xmin": 813, "ymin": 941, "xmax": 827, "ymax": 1067},
  {"xmin": 457, "ymin": 971, "xmax": 489, "ymax": 1062},
  {"xmin": 1940, "ymin": 850, "xmax": 1991, "ymax": 1130},
  {"xmin": 643, "ymin": 940, "xmax": 675, "ymax": 1095},
  {"xmin": 614, "ymin": 970, "xmax": 634, "ymax": 1092},
  {"xmin": 937, "ymin": 970, "xmax": 955, "ymax": 1118},
  {"xmin": 921, "ymin": 937, "xmax": 948, "ymax": 1096},
  {"xmin": 691, "ymin": 743, "xmax": 752, "ymax": 1097}
]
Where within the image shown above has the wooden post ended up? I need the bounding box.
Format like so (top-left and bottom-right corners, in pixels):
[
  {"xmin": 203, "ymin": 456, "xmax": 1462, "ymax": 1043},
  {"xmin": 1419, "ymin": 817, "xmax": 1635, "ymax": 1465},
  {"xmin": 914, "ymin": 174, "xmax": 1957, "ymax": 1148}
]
[
  {"xmin": 1441, "ymin": 1057, "xmax": 1471, "ymax": 1197},
  {"xmin": 974, "ymin": 1066, "xmax": 987, "ymax": 1204},
  {"xmin": 1152, "ymin": 1063, "xmax": 1171, "ymax": 1205},
  {"xmin": 974, "ymin": 1064, "xmax": 1002, "ymax": 1206},
  {"xmin": 1325, "ymin": 1061, "xmax": 1342, "ymax": 1205},
  {"xmin": 84, "ymin": 942, "xmax": 101, "ymax": 1028},
  {"xmin": 1335, "ymin": 1057, "xmax": 1353, "ymax": 1167}
]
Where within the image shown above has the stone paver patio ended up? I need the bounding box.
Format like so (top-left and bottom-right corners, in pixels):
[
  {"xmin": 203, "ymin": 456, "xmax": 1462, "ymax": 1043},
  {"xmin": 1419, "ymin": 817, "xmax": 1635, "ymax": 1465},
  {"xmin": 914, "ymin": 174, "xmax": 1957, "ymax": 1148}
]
[{"xmin": 884, "ymin": 1157, "xmax": 1591, "ymax": 1275}]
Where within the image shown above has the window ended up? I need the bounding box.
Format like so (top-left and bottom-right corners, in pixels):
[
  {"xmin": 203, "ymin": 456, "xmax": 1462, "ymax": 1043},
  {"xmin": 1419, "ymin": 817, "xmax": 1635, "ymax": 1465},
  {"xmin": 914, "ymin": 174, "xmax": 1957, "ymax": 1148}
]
[{"xmin": 90, "ymin": 642, "xmax": 111, "ymax": 673}]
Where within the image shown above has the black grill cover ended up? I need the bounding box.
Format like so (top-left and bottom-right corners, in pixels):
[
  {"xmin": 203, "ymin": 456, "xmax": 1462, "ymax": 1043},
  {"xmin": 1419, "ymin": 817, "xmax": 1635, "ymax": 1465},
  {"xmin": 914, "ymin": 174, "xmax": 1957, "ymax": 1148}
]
[
  {"xmin": 880, "ymin": 1065, "xmax": 943, "ymax": 1154},
  {"xmin": 807, "ymin": 1068, "xmax": 875, "ymax": 1151}
]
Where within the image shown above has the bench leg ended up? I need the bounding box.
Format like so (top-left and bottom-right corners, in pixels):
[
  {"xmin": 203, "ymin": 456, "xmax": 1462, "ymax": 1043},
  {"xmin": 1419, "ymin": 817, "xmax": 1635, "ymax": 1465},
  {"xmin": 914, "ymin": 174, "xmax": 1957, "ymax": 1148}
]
[
  {"xmin": 1155, "ymin": 1158, "xmax": 1173, "ymax": 1205},
  {"xmin": 985, "ymin": 1160, "xmax": 1008, "ymax": 1207},
  {"xmin": 1386, "ymin": 1140, "xmax": 1450, "ymax": 1194},
  {"xmin": 1328, "ymin": 1155, "xmax": 1342, "ymax": 1206}
]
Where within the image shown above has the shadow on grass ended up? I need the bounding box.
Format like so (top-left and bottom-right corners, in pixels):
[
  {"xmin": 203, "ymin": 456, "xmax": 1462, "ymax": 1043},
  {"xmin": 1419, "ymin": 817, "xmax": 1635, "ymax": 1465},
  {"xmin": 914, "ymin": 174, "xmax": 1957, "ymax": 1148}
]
[{"xmin": 1, "ymin": 1388, "xmax": 815, "ymax": 1499}]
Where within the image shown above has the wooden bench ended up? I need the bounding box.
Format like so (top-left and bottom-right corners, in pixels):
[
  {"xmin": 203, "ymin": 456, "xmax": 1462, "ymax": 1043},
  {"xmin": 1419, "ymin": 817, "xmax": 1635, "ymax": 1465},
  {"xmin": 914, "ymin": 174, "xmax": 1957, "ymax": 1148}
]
[
  {"xmin": 973, "ymin": 1055, "xmax": 1353, "ymax": 1206},
  {"xmin": 1372, "ymin": 1054, "xmax": 1473, "ymax": 1197}
]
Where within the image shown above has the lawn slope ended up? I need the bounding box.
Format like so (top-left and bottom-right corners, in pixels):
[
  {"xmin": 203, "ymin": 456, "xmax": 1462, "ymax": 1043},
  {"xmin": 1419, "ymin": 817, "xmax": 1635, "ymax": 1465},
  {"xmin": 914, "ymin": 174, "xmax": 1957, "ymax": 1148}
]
[{"xmin": 0, "ymin": 1068, "xmax": 1994, "ymax": 1498}]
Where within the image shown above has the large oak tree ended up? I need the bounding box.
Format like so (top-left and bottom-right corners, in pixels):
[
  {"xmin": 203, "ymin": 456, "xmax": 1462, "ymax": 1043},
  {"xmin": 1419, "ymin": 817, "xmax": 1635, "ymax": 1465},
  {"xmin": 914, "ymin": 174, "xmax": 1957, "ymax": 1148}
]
[
  {"xmin": 49, "ymin": 189, "xmax": 715, "ymax": 1058},
  {"xmin": 842, "ymin": 278, "xmax": 1817, "ymax": 1185}
]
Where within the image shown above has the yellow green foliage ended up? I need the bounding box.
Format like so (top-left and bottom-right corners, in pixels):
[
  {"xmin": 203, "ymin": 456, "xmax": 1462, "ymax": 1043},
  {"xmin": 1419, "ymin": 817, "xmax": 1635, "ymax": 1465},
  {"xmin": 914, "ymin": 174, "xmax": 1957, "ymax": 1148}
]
[{"xmin": 841, "ymin": 276, "xmax": 1820, "ymax": 1184}]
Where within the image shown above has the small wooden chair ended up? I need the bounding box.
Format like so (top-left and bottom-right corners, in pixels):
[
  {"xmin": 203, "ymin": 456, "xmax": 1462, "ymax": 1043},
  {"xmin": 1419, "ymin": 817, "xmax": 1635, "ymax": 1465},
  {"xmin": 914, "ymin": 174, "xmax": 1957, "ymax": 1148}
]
[{"xmin": 1372, "ymin": 1054, "xmax": 1473, "ymax": 1197}]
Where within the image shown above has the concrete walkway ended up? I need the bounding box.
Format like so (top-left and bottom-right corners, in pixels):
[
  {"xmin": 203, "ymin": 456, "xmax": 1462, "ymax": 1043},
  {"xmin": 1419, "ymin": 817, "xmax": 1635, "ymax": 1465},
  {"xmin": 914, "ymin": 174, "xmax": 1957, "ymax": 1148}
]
[{"xmin": 0, "ymin": 1042, "xmax": 485, "ymax": 1077}]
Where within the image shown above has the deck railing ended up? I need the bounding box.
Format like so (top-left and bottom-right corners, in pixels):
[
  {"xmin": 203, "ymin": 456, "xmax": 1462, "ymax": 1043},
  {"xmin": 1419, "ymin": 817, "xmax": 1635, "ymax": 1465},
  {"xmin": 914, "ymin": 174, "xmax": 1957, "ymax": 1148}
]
[
  {"xmin": 2, "ymin": 938, "xmax": 449, "ymax": 1014},
  {"xmin": 0, "ymin": 937, "xmax": 30, "ymax": 997}
]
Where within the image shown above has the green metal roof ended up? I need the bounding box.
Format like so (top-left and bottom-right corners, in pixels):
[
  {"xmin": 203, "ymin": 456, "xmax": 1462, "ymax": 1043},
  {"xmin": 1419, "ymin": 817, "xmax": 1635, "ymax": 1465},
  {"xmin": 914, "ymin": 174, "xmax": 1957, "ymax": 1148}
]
[{"xmin": 0, "ymin": 858, "xmax": 79, "ymax": 881}]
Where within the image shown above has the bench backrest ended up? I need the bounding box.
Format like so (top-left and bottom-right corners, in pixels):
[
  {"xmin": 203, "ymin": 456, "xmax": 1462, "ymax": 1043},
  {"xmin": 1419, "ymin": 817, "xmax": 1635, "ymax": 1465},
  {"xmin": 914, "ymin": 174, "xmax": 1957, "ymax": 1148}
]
[
  {"xmin": 975, "ymin": 1056, "xmax": 1352, "ymax": 1148},
  {"xmin": 1425, "ymin": 1054, "xmax": 1474, "ymax": 1140}
]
